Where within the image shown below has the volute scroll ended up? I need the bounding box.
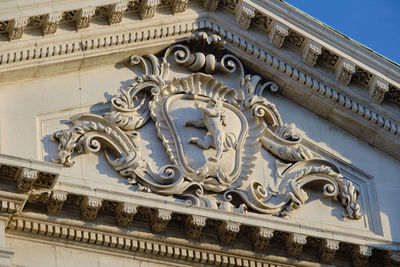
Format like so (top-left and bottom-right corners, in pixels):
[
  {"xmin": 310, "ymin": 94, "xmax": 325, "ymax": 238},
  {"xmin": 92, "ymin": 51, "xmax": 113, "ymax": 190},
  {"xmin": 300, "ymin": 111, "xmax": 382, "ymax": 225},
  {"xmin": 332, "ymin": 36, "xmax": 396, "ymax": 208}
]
[{"xmin": 52, "ymin": 31, "xmax": 362, "ymax": 220}]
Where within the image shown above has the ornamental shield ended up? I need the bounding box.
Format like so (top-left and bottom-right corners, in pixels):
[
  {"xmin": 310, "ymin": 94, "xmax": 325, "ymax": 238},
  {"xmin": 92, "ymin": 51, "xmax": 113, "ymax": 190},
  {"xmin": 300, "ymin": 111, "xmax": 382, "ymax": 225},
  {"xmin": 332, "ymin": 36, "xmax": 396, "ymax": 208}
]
[{"xmin": 150, "ymin": 73, "xmax": 248, "ymax": 192}]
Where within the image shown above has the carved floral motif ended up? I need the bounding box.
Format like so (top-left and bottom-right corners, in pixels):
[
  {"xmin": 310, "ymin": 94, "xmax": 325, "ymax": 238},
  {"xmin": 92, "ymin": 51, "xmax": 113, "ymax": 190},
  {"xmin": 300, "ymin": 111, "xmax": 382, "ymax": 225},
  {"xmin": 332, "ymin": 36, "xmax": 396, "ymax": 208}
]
[
  {"xmin": 17, "ymin": 168, "xmax": 38, "ymax": 192},
  {"xmin": 46, "ymin": 190, "xmax": 68, "ymax": 215},
  {"xmin": 7, "ymin": 18, "xmax": 28, "ymax": 40},
  {"xmin": 52, "ymin": 32, "xmax": 362, "ymax": 220},
  {"xmin": 116, "ymin": 203, "xmax": 138, "ymax": 226},
  {"xmin": 171, "ymin": 0, "xmax": 188, "ymax": 14},
  {"xmin": 235, "ymin": 2, "xmax": 255, "ymax": 30},
  {"xmin": 369, "ymin": 77, "xmax": 389, "ymax": 104},
  {"xmin": 269, "ymin": 21, "xmax": 289, "ymax": 48},
  {"xmin": 336, "ymin": 58, "xmax": 356, "ymax": 84},
  {"xmin": 185, "ymin": 215, "xmax": 207, "ymax": 239}
]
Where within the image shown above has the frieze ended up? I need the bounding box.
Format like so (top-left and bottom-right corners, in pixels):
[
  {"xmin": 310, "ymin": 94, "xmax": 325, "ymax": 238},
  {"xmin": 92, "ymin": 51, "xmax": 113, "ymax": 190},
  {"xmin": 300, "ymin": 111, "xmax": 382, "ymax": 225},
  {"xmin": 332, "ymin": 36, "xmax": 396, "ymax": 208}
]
[{"xmin": 52, "ymin": 32, "xmax": 362, "ymax": 220}]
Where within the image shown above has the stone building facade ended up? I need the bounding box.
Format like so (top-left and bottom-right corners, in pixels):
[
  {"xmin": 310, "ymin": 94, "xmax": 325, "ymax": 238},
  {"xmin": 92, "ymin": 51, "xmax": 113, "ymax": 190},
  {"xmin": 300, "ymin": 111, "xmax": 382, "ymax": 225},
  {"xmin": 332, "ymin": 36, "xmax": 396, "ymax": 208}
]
[{"xmin": 0, "ymin": 0, "xmax": 399, "ymax": 266}]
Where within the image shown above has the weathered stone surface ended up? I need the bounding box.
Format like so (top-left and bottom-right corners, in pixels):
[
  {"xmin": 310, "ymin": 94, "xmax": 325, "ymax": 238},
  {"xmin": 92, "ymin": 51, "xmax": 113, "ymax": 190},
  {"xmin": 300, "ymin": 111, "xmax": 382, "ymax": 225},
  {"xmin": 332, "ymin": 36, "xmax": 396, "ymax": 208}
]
[{"xmin": 0, "ymin": 1, "xmax": 398, "ymax": 267}]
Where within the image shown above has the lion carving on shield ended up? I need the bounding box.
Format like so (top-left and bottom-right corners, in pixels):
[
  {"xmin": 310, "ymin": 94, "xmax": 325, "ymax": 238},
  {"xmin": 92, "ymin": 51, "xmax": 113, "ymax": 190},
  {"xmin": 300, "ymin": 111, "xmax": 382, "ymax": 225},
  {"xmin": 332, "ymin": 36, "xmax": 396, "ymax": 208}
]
[{"xmin": 185, "ymin": 98, "xmax": 237, "ymax": 162}]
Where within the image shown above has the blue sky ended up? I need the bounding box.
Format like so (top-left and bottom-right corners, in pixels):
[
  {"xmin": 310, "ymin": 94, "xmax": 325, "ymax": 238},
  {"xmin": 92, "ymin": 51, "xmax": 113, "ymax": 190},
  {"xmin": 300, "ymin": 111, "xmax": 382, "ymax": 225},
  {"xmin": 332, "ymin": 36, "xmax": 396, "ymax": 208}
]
[{"xmin": 285, "ymin": 0, "xmax": 400, "ymax": 64}]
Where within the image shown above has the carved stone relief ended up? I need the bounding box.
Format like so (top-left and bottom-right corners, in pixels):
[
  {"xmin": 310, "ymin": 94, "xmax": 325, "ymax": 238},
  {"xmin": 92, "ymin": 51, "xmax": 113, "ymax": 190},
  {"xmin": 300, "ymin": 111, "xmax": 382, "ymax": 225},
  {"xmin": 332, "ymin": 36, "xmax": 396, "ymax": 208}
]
[{"xmin": 52, "ymin": 32, "xmax": 362, "ymax": 220}]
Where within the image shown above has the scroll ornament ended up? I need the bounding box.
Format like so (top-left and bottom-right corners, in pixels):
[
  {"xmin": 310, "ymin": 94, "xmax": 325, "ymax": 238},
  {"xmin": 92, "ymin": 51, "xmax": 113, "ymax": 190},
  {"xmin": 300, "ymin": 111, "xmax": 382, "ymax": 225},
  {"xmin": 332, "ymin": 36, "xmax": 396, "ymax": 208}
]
[{"xmin": 52, "ymin": 32, "xmax": 361, "ymax": 219}]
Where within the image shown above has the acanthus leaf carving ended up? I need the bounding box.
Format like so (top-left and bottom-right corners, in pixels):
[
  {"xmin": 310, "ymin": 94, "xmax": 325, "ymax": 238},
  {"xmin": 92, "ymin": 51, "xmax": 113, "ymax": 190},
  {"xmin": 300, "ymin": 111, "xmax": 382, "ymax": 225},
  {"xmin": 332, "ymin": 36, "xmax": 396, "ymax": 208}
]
[
  {"xmin": 336, "ymin": 58, "xmax": 356, "ymax": 84},
  {"xmin": 151, "ymin": 209, "xmax": 172, "ymax": 234},
  {"xmin": 184, "ymin": 215, "xmax": 207, "ymax": 239},
  {"xmin": 269, "ymin": 21, "xmax": 289, "ymax": 48},
  {"xmin": 352, "ymin": 245, "xmax": 372, "ymax": 267},
  {"xmin": 171, "ymin": 0, "xmax": 189, "ymax": 14},
  {"xmin": 7, "ymin": 17, "xmax": 29, "ymax": 41},
  {"xmin": 235, "ymin": 1, "xmax": 256, "ymax": 30},
  {"xmin": 75, "ymin": 7, "xmax": 95, "ymax": 30},
  {"xmin": 81, "ymin": 196, "xmax": 102, "ymax": 221},
  {"xmin": 17, "ymin": 168, "xmax": 38, "ymax": 193},
  {"xmin": 108, "ymin": 2, "xmax": 128, "ymax": 24},
  {"xmin": 302, "ymin": 39, "xmax": 322, "ymax": 67},
  {"xmin": 140, "ymin": 0, "xmax": 160, "ymax": 19},
  {"xmin": 218, "ymin": 220, "xmax": 240, "ymax": 244},
  {"xmin": 286, "ymin": 233, "xmax": 307, "ymax": 258},
  {"xmin": 251, "ymin": 227, "xmax": 274, "ymax": 250},
  {"xmin": 369, "ymin": 76, "xmax": 389, "ymax": 104},
  {"xmin": 46, "ymin": 190, "xmax": 68, "ymax": 215},
  {"xmin": 319, "ymin": 239, "xmax": 339, "ymax": 263},
  {"xmin": 52, "ymin": 31, "xmax": 362, "ymax": 221},
  {"xmin": 42, "ymin": 13, "xmax": 62, "ymax": 35},
  {"xmin": 203, "ymin": 0, "xmax": 219, "ymax": 11},
  {"xmin": 116, "ymin": 202, "xmax": 138, "ymax": 226}
]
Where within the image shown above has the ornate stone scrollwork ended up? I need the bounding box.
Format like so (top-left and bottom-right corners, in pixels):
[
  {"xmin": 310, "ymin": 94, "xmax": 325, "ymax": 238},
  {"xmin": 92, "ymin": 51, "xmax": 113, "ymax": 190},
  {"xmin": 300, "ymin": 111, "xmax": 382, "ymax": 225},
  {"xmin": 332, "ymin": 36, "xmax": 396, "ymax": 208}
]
[{"xmin": 52, "ymin": 31, "xmax": 362, "ymax": 220}]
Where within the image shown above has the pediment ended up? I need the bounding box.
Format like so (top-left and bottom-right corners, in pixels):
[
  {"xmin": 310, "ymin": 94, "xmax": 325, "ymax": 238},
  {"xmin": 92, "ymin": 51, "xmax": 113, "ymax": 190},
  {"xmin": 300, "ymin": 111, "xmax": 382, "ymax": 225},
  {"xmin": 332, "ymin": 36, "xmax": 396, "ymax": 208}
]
[
  {"xmin": 1, "ymin": 1, "xmax": 400, "ymax": 266},
  {"xmin": 27, "ymin": 31, "xmax": 386, "ymax": 260}
]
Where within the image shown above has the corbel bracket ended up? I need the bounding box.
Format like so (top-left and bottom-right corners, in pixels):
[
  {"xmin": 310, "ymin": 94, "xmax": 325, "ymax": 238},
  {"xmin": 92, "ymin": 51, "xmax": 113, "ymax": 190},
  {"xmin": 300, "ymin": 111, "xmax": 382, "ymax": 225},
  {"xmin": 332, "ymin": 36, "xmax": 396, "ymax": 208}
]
[
  {"xmin": 108, "ymin": 2, "xmax": 128, "ymax": 24},
  {"xmin": 218, "ymin": 220, "xmax": 240, "ymax": 244},
  {"xmin": 184, "ymin": 215, "xmax": 207, "ymax": 239},
  {"xmin": 81, "ymin": 196, "xmax": 102, "ymax": 221},
  {"xmin": 302, "ymin": 39, "xmax": 323, "ymax": 66},
  {"xmin": 251, "ymin": 227, "xmax": 274, "ymax": 250},
  {"xmin": 286, "ymin": 233, "xmax": 307, "ymax": 258},
  {"xmin": 75, "ymin": 7, "xmax": 96, "ymax": 30},
  {"xmin": 116, "ymin": 203, "xmax": 138, "ymax": 227},
  {"xmin": 46, "ymin": 190, "xmax": 68, "ymax": 215},
  {"xmin": 336, "ymin": 58, "xmax": 356, "ymax": 84},
  {"xmin": 42, "ymin": 12, "xmax": 62, "ymax": 35},
  {"xmin": 269, "ymin": 21, "xmax": 289, "ymax": 48},
  {"xmin": 150, "ymin": 209, "xmax": 172, "ymax": 234}
]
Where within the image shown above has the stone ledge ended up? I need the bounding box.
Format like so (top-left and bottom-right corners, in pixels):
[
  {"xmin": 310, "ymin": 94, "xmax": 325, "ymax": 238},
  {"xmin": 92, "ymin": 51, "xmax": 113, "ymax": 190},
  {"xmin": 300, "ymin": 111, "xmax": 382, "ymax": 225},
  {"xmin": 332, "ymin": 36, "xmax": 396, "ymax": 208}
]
[
  {"xmin": 6, "ymin": 213, "xmax": 398, "ymax": 266},
  {"xmin": 25, "ymin": 189, "xmax": 400, "ymax": 252}
]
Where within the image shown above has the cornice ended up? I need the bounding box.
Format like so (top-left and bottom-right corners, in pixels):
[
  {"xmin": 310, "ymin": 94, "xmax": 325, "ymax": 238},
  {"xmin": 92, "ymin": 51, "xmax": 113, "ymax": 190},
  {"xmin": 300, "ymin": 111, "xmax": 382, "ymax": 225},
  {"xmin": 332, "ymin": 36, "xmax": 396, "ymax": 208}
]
[
  {"xmin": 0, "ymin": 1, "xmax": 399, "ymax": 161},
  {"xmin": 0, "ymin": 153, "xmax": 61, "ymax": 231},
  {"xmin": 6, "ymin": 187, "xmax": 400, "ymax": 266},
  {"xmin": 247, "ymin": 0, "xmax": 400, "ymax": 83},
  {"xmin": 1, "ymin": 0, "xmax": 399, "ymax": 102},
  {"xmin": 6, "ymin": 215, "xmax": 300, "ymax": 267},
  {"xmin": 205, "ymin": 12, "xmax": 400, "ymax": 159},
  {"xmin": 29, "ymin": 183, "xmax": 396, "ymax": 248}
]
